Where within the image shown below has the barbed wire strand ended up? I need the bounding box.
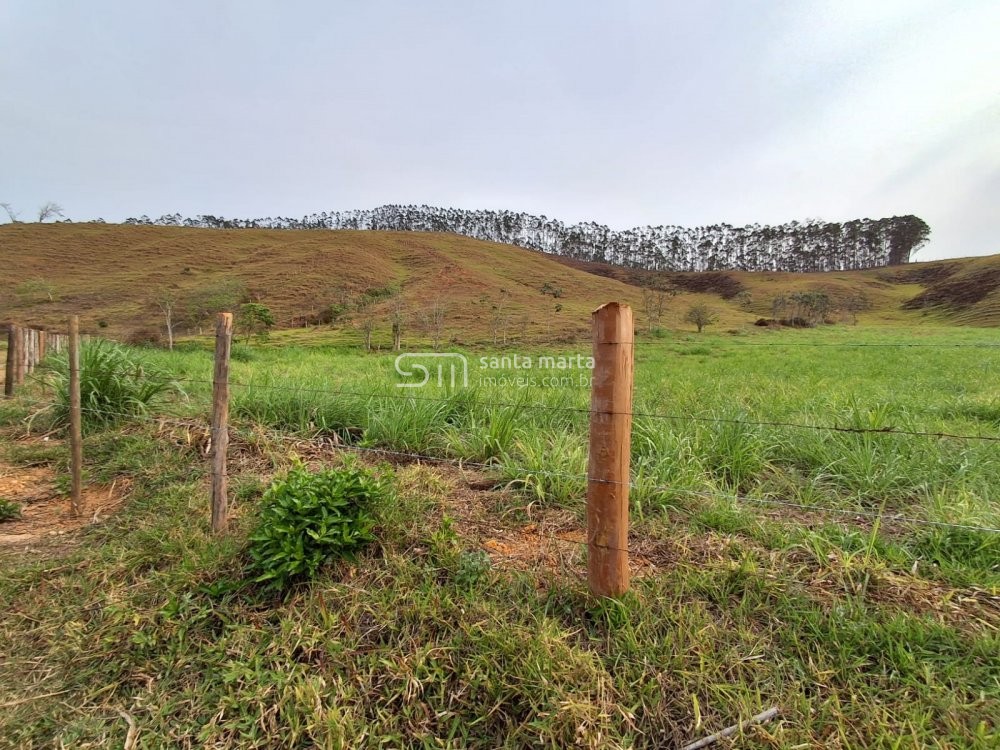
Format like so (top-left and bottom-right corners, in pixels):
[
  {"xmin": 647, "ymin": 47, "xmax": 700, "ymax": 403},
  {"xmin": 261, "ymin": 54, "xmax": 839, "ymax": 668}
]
[
  {"xmin": 46, "ymin": 372, "xmax": 1000, "ymax": 444},
  {"xmin": 10, "ymin": 395, "xmax": 998, "ymax": 535}
]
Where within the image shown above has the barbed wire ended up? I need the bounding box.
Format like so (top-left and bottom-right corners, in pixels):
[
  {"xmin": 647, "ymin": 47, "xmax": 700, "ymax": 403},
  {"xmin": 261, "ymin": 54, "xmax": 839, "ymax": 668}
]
[
  {"xmin": 59, "ymin": 373, "xmax": 1000, "ymax": 444},
  {"xmin": 11, "ymin": 395, "xmax": 998, "ymax": 536}
]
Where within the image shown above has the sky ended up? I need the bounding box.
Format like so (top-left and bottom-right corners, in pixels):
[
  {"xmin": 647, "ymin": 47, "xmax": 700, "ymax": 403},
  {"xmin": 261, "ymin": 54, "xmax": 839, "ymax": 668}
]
[{"xmin": 1, "ymin": 0, "xmax": 997, "ymax": 260}]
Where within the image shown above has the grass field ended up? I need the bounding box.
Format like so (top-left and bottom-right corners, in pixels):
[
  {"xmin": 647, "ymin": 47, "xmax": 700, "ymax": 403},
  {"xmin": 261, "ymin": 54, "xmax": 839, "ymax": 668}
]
[{"xmin": 1, "ymin": 324, "xmax": 999, "ymax": 748}]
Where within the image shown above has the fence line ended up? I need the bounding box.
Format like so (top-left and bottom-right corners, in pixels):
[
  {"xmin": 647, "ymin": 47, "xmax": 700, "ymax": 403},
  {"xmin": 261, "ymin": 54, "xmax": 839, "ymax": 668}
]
[
  {"xmin": 86, "ymin": 372, "xmax": 1000, "ymax": 444},
  {"xmin": 3, "ymin": 323, "xmax": 69, "ymax": 398},
  {"xmin": 5, "ymin": 306, "xmax": 1000, "ymax": 599},
  {"xmin": 10, "ymin": 394, "xmax": 1000, "ymax": 537}
]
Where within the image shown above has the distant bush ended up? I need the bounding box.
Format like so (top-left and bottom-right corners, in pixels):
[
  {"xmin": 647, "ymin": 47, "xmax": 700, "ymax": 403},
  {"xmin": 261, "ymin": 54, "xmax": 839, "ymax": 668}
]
[
  {"xmin": 248, "ymin": 461, "xmax": 384, "ymax": 591},
  {"xmin": 47, "ymin": 340, "xmax": 182, "ymax": 428},
  {"xmin": 124, "ymin": 327, "xmax": 163, "ymax": 347}
]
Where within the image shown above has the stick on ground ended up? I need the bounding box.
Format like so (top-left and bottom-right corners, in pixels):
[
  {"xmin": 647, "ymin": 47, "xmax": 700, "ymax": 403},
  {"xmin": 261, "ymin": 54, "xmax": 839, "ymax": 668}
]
[{"xmin": 681, "ymin": 707, "xmax": 779, "ymax": 750}]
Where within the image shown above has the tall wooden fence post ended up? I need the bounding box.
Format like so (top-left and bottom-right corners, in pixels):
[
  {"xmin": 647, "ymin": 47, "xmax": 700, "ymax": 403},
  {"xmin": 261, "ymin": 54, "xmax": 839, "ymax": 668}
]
[
  {"xmin": 211, "ymin": 312, "xmax": 233, "ymax": 533},
  {"xmin": 587, "ymin": 302, "xmax": 634, "ymax": 598},
  {"xmin": 4, "ymin": 325, "xmax": 17, "ymax": 398},
  {"xmin": 68, "ymin": 316, "xmax": 83, "ymax": 517},
  {"xmin": 16, "ymin": 326, "xmax": 27, "ymax": 385}
]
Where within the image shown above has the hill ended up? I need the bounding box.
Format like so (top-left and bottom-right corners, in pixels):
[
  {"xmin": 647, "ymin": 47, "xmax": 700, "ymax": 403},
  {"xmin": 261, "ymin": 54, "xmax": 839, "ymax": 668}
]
[{"xmin": 1, "ymin": 223, "xmax": 998, "ymax": 342}]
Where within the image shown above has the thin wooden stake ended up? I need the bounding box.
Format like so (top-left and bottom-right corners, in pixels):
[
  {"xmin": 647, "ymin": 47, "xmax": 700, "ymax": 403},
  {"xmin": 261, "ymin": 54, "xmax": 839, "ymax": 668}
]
[
  {"xmin": 681, "ymin": 707, "xmax": 779, "ymax": 750},
  {"xmin": 4, "ymin": 325, "xmax": 17, "ymax": 397},
  {"xmin": 17, "ymin": 326, "xmax": 27, "ymax": 384},
  {"xmin": 211, "ymin": 312, "xmax": 233, "ymax": 533},
  {"xmin": 587, "ymin": 302, "xmax": 634, "ymax": 597},
  {"xmin": 68, "ymin": 316, "xmax": 83, "ymax": 517}
]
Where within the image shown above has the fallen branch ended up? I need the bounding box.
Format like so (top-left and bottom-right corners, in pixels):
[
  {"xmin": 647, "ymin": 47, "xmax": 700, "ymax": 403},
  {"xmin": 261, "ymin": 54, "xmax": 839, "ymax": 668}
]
[{"xmin": 682, "ymin": 707, "xmax": 779, "ymax": 750}]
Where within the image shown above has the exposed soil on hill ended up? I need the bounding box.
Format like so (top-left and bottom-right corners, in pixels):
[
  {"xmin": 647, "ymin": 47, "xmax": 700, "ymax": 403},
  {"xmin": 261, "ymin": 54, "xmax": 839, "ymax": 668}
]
[
  {"xmin": 551, "ymin": 257, "xmax": 747, "ymax": 298},
  {"xmin": 876, "ymin": 263, "xmax": 960, "ymax": 285},
  {"xmin": 902, "ymin": 268, "xmax": 1000, "ymax": 310}
]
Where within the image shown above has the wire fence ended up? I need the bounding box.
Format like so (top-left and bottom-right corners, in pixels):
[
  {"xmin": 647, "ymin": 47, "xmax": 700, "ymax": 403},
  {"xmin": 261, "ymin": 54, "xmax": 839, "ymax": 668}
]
[{"xmin": 9, "ymin": 383, "xmax": 1000, "ymax": 537}]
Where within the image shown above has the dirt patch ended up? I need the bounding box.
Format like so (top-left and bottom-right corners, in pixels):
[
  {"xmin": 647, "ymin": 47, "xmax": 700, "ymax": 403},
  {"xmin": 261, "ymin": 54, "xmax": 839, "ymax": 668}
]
[
  {"xmin": 550, "ymin": 256, "xmax": 746, "ymax": 299},
  {"xmin": 663, "ymin": 272, "xmax": 746, "ymax": 299},
  {"xmin": 0, "ymin": 458, "xmax": 131, "ymax": 549},
  {"xmin": 877, "ymin": 263, "xmax": 959, "ymax": 285},
  {"xmin": 902, "ymin": 269, "xmax": 1000, "ymax": 310}
]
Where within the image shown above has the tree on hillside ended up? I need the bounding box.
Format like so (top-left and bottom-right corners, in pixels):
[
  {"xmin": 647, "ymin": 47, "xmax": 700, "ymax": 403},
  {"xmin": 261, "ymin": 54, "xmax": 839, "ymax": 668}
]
[
  {"xmin": 356, "ymin": 298, "xmax": 376, "ymax": 351},
  {"xmin": 641, "ymin": 286, "xmax": 675, "ymax": 333},
  {"xmin": 421, "ymin": 297, "xmax": 448, "ymax": 350},
  {"xmin": 155, "ymin": 290, "xmax": 180, "ymax": 350},
  {"xmin": 37, "ymin": 202, "xmax": 64, "ymax": 223},
  {"xmin": 186, "ymin": 280, "xmax": 248, "ymax": 334},
  {"xmin": 1, "ymin": 203, "xmax": 20, "ymax": 223},
  {"xmin": 684, "ymin": 304, "xmax": 718, "ymax": 333},
  {"xmin": 389, "ymin": 295, "xmax": 406, "ymax": 352},
  {"xmin": 843, "ymin": 292, "xmax": 872, "ymax": 325},
  {"xmin": 238, "ymin": 302, "xmax": 275, "ymax": 344},
  {"xmin": 485, "ymin": 288, "xmax": 512, "ymax": 345}
]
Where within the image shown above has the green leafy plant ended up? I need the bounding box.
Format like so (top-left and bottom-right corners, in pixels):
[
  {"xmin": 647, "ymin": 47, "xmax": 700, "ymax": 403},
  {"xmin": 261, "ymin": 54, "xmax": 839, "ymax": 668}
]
[
  {"xmin": 454, "ymin": 549, "xmax": 491, "ymax": 589},
  {"xmin": 46, "ymin": 340, "xmax": 183, "ymax": 428},
  {"xmin": 248, "ymin": 461, "xmax": 383, "ymax": 590},
  {"xmin": 0, "ymin": 497, "xmax": 21, "ymax": 522}
]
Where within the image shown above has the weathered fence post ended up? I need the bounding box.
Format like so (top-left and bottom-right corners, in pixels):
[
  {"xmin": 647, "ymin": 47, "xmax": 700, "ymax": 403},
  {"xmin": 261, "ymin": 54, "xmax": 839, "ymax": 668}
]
[
  {"xmin": 68, "ymin": 316, "xmax": 83, "ymax": 517},
  {"xmin": 587, "ymin": 302, "xmax": 634, "ymax": 597},
  {"xmin": 211, "ymin": 312, "xmax": 233, "ymax": 533},
  {"xmin": 16, "ymin": 326, "xmax": 27, "ymax": 385},
  {"xmin": 38, "ymin": 329, "xmax": 46, "ymax": 362},
  {"xmin": 4, "ymin": 325, "xmax": 17, "ymax": 397}
]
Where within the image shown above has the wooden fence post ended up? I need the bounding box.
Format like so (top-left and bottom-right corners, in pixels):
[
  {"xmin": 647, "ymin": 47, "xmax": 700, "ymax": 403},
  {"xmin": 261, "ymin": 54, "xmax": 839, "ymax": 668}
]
[
  {"xmin": 28, "ymin": 329, "xmax": 37, "ymax": 374},
  {"xmin": 211, "ymin": 312, "xmax": 233, "ymax": 533},
  {"xmin": 4, "ymin": 325, "xmax": 17, "ymax": 397},
  {"xmin": 68, "ymin": 316, "xmax": 83, "ymax": 517},
  {"xmin": 38, "ymin": 330, "xmax": 46, "ymax": 362},
  {"xmin": 587, "ymin": 302, "xmax": 634, "ymax": 598},
  {"xmin": 16, "ymin": 326, "xmax": 27, "ymax": 385}
]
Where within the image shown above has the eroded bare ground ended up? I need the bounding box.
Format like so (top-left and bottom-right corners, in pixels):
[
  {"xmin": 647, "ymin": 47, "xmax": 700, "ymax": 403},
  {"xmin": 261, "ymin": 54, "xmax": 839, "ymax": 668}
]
[{"xmin": 0, "ymin": 449, "xmax": 130, "ymax": 551}]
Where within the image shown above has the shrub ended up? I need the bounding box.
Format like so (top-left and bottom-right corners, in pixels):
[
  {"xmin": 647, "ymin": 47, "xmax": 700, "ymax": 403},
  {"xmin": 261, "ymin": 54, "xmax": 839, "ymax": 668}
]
[
  {"xmin": 0, "ymin": 497, "xmax": 21, "ymax": 522},
  {"xmin": 47, "ymin": 340, "xmax": 182, "ymax": 428},
  {"xmin": 248, "ymin": 461, "xmax": 384, "ymax": 591},
  {"xmin": 124, "ymin": 327, "xmax": 163, "ymax": 347}
]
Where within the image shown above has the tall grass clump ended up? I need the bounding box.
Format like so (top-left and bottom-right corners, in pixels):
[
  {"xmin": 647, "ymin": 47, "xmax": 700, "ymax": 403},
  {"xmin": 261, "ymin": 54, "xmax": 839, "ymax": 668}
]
[
  {"xmin": 47, "ymin": 340, "xmax": 182, "ymax": 428},
  {"xmin": 499, "ymin": 431, "xmax": 588, "ymax": 507}
]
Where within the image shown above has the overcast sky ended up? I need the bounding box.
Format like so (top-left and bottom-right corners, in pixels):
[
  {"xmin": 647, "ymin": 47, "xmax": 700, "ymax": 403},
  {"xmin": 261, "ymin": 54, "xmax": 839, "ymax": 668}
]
[{"xmin": 1, "ymin": 0, "xmax": 996, "ymax": 260}]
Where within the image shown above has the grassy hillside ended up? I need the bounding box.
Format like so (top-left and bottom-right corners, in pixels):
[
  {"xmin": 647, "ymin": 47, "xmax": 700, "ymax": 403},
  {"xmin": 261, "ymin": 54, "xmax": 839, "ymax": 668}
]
[{"xmin": 1, "ymin": 224, "xmax": 998, "ymax": 345}]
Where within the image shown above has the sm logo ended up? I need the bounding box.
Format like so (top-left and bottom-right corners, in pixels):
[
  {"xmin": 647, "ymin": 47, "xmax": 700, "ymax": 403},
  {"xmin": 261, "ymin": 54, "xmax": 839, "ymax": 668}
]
[{"xmin": 394, "ymin": 353, "xmax": 469, "ymax": 388}]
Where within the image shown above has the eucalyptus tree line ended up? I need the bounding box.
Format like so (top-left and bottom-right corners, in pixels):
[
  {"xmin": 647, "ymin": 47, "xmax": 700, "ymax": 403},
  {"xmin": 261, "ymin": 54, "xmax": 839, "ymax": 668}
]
[{"xmin": 125, "ymin": 206, "xmax": 929, "ymax": 272}]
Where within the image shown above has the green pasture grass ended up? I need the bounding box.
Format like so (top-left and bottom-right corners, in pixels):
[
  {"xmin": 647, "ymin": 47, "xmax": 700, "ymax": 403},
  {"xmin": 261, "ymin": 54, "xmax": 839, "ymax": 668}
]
[{"xmin": 1, "ymin": 325, "xmax": 999, "ymax": 746}]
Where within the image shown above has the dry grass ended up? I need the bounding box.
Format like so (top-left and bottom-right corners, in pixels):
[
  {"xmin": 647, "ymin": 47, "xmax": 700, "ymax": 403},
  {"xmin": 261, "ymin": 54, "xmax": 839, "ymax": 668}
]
[{"xmin": 4, "ymin": 224, "xmax": 999, "ymax": 345}]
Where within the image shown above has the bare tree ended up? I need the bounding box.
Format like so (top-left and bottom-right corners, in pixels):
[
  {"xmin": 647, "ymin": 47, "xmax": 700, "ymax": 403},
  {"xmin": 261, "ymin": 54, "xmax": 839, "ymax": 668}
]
[
  {"xmin": 155, "ymin": 291, "xmax": 180, "ymax": 350},
  {"xmin": 37, "ymin": 202, "xmax": 64, "ymax": 223},
  {"xmin": 641, "ymin": 287, "xmax": 675, "ymax": 333},
  {"xmin": 0, "ymin": 203, "xmax": 20, "ymax": 223},
  {"xmin": 356, "ymin": 298, "xmax": 376, "ymax": 351},
  {"xmin": 390, "ymin": 295, "xmax": 406, "ymax": 351},
  {"xmin": 422, "ymin": 297, "xmax": 447, "ymax": 350},
  {"xmin": 486, "ymin": 288, "xmax": 512, "ymax": 345}
]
